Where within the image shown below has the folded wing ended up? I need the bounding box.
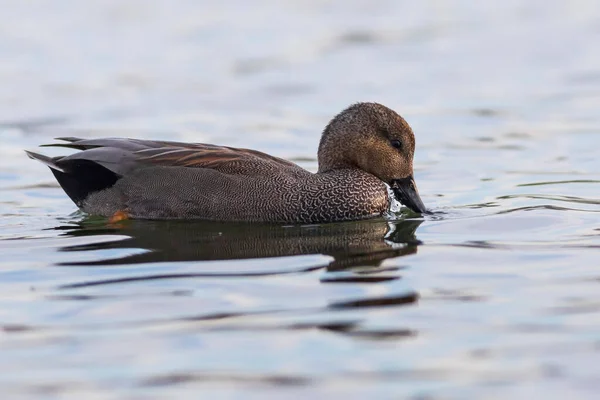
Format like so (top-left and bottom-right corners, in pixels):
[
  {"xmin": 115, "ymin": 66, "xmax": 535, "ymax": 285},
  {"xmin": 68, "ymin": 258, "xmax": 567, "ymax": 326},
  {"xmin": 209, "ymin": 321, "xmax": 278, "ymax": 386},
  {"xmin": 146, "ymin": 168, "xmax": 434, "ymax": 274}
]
[{"xmin": 27, "ymin": 137, "xmax": 304, "ymax": 206}]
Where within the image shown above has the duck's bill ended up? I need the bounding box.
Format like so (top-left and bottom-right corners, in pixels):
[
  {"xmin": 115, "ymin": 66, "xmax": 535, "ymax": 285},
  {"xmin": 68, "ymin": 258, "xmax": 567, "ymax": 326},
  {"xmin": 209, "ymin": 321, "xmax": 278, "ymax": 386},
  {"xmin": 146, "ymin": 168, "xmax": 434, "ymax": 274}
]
[{"xmin": 390, "ymin": 176, "xmax": 428, "ymax": 214}]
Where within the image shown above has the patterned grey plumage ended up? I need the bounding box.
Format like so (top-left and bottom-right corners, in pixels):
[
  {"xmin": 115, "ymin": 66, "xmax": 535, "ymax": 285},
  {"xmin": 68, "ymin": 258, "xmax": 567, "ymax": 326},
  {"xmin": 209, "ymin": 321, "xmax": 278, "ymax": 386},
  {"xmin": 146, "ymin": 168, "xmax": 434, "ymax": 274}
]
[
  {"xmin": 83, "ymin": 165, "xmax": 389, "ymax": 223},
  {"xmin": 25, "ymin": 102, "xmax": 424, "ymax": 223}
]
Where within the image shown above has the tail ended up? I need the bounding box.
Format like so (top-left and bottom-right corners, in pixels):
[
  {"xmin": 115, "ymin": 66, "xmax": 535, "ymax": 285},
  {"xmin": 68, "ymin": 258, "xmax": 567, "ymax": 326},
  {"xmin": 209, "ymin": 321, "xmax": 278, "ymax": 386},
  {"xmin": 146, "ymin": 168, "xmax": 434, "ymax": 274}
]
[
  {"xmin": 24, "ymin": 150, "xmax": 66, "ymax": 172},
  {"xmin": 25, "ymin": 149, "xmax": 119, "ymax": 207}
]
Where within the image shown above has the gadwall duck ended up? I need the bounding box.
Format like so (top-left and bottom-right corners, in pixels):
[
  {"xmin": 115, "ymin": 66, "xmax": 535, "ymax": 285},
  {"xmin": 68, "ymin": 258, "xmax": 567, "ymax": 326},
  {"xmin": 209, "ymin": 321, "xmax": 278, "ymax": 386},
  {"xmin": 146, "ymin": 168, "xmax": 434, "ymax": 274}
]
[{"xmin": 26, "ymin": 102, "xmax": 426, "ymax": 223}]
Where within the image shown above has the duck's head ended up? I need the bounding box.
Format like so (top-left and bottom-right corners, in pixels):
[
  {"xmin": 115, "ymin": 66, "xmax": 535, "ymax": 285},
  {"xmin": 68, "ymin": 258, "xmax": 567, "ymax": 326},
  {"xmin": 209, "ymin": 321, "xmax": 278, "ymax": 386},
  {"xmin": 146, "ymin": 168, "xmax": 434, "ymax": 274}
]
[{"xmin": 318, "ymin": 102, "xmax": 427, "ymax": 214}]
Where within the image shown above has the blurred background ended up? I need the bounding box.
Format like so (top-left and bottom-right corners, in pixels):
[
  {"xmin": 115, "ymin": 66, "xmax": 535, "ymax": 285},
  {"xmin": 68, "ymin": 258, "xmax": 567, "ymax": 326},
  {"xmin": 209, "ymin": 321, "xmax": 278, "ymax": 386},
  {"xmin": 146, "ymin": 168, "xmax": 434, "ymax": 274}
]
[{"xmin": 1, "ymin": 1, "xmax": 599, "ymax": 399}]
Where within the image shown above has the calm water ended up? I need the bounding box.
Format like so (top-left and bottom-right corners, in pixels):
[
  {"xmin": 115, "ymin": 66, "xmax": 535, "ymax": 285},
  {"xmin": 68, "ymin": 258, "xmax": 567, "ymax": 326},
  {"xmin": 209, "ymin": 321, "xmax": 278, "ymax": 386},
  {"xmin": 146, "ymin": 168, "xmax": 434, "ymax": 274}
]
[{"xmin": 1, "ymin": 1, "xmax": 600, "ymax": 398}]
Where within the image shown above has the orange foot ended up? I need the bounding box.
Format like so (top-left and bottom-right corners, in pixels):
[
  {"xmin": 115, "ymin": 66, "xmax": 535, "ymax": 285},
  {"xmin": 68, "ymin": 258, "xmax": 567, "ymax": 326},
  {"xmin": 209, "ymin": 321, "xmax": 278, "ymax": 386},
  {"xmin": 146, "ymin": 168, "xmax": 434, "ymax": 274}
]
[{"xmin": 109, "ymin": 210, "xmax": 129, "ymax": 224}]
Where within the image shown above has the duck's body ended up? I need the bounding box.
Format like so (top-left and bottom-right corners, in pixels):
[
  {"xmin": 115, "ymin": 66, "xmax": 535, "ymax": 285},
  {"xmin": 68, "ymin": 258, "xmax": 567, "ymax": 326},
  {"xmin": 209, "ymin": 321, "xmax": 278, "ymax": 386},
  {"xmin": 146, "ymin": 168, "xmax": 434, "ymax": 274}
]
[
  {"xmin": 64, "ymin": 139, "xmax": 389, "ymax": 223},
  {"xmin": 26, "ymin": 103, "xmax": 426, "ymax": 223}
]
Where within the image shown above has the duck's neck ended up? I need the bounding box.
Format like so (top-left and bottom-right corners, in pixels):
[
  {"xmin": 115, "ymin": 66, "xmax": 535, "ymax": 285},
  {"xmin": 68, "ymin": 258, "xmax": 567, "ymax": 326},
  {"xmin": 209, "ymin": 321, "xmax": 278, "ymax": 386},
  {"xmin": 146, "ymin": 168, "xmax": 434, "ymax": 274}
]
[
  {"xmin": 317, "ymin": 161, "xmax": 354, "ymax": 174},
  {"xmin": 317, "ymin": 145, "xmax": 355, "ymax": 174}
]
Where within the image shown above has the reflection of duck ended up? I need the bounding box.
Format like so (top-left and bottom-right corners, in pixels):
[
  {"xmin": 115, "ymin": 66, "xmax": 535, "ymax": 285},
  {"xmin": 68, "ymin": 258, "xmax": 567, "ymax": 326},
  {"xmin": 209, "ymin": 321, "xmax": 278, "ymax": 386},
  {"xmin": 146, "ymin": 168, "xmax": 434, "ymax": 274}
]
[
  {"xmin": 56, "ymin": 218, "xmax": 422, "ymax": 271},
  {"xmin": 27, "ymin": 103, "xmax": 426, "ymax": 223}
]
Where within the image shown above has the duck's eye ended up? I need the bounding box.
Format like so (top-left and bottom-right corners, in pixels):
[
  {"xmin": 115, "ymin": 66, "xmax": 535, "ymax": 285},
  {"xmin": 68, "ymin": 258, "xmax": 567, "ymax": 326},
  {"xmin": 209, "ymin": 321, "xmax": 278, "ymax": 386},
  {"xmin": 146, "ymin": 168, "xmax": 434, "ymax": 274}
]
[{"xmin": 390, "ymin": 140, "xmax": 402, "ymax": 150}]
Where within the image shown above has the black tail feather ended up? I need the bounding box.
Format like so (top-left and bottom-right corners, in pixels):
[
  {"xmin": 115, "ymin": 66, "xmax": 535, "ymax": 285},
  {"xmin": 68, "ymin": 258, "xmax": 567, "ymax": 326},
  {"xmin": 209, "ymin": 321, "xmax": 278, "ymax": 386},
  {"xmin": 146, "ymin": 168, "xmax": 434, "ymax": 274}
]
[
  {"xmin": 50, "ymin": 160, "xmax": 119, "ymax": 206},
  {"xmin": 26, "ymin": 150, "xmax": 120, "ymax": 207}
]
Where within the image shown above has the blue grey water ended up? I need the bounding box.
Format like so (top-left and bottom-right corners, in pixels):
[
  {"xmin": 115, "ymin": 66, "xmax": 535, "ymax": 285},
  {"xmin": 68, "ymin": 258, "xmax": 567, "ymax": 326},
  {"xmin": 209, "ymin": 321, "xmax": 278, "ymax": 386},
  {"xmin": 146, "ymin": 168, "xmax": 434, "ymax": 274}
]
[{"xmin": 1, "ymin": 1, "xmax": 599, "ymax": 399}]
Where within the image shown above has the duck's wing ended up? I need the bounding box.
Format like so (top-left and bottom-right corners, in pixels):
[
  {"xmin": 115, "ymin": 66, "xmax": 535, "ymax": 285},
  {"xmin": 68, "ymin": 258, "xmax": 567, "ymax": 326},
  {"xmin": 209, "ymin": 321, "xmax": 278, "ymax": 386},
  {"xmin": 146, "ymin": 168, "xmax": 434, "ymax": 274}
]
[
  {"xmin": 134, "ymin": 142, "xmax": 301, "ymax": 173},
  {"xmin": 41, "ymin": 137, "xmax": 303, "ymax": 175}
]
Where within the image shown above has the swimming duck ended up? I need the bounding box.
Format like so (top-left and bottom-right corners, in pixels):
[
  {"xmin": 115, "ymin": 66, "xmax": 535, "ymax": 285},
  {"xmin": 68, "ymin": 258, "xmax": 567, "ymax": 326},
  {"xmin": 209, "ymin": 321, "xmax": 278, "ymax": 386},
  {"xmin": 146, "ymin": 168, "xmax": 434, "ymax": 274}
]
[{"xmin": 26, "ymin": 102, "xmax": 426, "ymax": 223}]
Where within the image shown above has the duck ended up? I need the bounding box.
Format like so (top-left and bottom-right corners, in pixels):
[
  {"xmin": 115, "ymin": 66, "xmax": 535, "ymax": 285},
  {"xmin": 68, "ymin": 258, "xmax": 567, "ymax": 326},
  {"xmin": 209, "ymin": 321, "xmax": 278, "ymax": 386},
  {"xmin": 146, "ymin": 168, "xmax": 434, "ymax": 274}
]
[{"xmin": 25, "ymin": 102, "xmax": 427, "ymax": 223}]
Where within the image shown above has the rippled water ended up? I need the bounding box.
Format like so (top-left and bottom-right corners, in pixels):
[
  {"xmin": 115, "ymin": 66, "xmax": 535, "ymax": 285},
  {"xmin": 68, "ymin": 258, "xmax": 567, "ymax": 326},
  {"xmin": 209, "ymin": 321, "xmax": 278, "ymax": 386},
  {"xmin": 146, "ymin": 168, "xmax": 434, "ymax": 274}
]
[{"xmin": 1, "ymin": 1, "xmax": 600, "ymax": 398}]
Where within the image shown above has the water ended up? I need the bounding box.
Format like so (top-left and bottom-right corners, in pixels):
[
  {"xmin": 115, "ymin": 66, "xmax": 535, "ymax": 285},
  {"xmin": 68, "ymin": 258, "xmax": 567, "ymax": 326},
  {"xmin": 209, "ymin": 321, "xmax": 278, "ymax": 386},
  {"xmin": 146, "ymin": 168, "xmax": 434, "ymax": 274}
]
[{"xmin": 1, "ymin": 1, "xmax": 599, "ymax": 398}]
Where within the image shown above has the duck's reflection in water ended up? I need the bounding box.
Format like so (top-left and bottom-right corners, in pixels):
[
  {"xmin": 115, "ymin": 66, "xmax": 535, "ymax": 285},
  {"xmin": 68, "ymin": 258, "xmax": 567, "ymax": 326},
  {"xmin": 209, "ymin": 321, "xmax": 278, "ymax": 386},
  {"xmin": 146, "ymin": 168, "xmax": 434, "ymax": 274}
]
[
  {"xmin": 53, "ymin": 218, "xmax": 423, "ymax": 274},
  {"xmin": 51, "ymin": 218, "xmax": 423, "ymax": 337}
]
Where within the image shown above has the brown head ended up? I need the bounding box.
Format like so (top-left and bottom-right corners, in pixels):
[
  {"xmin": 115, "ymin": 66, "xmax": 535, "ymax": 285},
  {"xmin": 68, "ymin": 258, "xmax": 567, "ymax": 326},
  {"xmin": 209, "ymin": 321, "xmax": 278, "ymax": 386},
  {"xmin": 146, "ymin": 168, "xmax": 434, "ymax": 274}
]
[{"xmin": 318, "ymin": 102, "xmax": 427, "ymax": 213}]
